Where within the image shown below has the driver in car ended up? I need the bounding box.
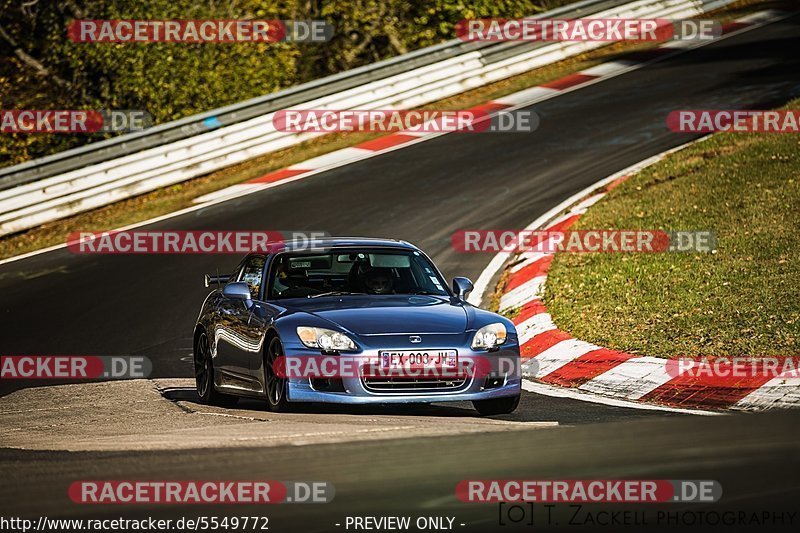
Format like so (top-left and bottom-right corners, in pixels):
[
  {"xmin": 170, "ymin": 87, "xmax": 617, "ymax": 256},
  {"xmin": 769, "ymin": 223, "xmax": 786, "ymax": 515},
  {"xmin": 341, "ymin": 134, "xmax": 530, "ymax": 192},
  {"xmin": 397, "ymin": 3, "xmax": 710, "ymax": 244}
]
[{"xmin": 361, "ymin": 267, "xmax": 395, "ymax": 294}]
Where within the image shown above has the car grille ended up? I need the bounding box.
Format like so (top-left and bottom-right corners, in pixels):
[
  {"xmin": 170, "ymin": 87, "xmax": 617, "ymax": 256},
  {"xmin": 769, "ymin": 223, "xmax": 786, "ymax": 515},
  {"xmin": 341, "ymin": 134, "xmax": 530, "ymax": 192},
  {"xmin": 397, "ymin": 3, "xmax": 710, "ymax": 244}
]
[{"xmin": 361, "ymin": 376, "xmax": 469, "ymax": 393}]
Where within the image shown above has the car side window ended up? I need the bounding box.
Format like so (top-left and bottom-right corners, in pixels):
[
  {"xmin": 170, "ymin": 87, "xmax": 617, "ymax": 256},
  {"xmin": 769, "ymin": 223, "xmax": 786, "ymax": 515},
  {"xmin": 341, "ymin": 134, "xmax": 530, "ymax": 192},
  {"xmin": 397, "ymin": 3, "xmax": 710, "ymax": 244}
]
[{"xmin": 238, "ymin": 256, "xmax": 266, "ymax": 299}]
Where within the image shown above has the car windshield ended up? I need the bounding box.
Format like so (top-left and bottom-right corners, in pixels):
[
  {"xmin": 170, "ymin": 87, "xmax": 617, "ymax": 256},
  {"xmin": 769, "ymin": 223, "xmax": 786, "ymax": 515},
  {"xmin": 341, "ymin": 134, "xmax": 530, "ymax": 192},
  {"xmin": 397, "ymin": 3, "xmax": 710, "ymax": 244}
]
[{"xmin": 268, "ymin": 249, "xmax": 450, "ymax": 299}]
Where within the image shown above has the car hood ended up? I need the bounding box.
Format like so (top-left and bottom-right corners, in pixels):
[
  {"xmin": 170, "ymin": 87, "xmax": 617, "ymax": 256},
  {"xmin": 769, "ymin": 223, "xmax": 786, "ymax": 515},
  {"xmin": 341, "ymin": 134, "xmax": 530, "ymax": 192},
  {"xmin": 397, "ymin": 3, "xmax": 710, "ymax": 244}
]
[{"xmin": 285, "ymin": 295, "xmax": 469, "ymax": 335}]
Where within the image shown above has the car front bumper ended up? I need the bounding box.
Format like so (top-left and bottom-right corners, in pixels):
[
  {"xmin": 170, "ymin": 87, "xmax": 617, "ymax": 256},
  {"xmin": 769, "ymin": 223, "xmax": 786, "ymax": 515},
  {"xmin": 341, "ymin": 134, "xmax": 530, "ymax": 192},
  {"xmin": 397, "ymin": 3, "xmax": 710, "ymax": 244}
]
[{"xmin": 282, "ymin": 343, "xmax": 521, "ymax": 404}]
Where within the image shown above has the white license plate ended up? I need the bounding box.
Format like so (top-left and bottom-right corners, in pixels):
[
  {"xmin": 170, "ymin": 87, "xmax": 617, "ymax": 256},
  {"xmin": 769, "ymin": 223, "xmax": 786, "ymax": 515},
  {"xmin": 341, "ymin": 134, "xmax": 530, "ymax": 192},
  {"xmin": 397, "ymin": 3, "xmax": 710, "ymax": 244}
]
[{"xmin": 379, "ymin": 350, "xmax": 458, "ymax": 370}]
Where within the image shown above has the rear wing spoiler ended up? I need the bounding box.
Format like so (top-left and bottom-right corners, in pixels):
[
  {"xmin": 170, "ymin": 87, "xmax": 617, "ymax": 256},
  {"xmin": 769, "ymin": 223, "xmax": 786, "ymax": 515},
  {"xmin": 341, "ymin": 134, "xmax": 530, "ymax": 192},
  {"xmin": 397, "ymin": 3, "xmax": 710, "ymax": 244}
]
[{"xmin": 204, "ymin": 274, "xmax": 231, "ymax": 288}]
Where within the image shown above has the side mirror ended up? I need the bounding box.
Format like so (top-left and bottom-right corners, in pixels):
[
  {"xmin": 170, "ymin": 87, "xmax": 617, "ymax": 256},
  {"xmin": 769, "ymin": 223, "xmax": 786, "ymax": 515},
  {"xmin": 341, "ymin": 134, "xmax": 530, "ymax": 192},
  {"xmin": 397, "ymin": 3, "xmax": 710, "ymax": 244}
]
[
  {"xmin": 223, "ymin": 282, "xmax": 253, "ymax": 308},
  {"xmin": 452, "ymin": 277, "xmax": 474, "ymax": 301}
]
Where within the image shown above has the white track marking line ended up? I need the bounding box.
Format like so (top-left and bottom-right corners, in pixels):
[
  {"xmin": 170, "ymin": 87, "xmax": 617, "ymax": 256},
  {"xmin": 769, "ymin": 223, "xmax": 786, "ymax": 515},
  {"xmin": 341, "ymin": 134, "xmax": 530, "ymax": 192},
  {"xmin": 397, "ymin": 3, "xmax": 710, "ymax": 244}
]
[
  {"xmin": 569, "ymin": 192, "xmax": 607, "ymax": 212},
  {"xmin": 659, "ymin": 39, "xmax": 698, "ymax": 50},
  {"xmin": 578, "ymin": 356, "xmax": 675, "ymax": 400},
  {"xmin": 287, "ymin": 147, "xmax": 372, "ymax": 169},
  {"xmin": 498, "ymin": 275, "xmax": 547, "ymax": 312},
  {"xmin": 398, "ymin": 130, "xmax": 434, "ymax": 137},
  {"xmin": 579, "ymin": 61, "xmax": 634, "ymax": 77},
  {"xmin": 733, "ymin": 377, "xmax": 800, "ymax": 411},
  {"xmin": 193, "ymin": 182, "xmax": 269, "ymax": 204},
  {"xmin": 493, "ymin": 86, "xmax": 559, "ymax": 106},
  {"xmin": 544, "ymin": 212, "xmax": 578, "ymax": 229},
  {"xmin": 517, "ymin": 312, "xmax": 557, "ymax": 345},
  {"xmin": 510, "ymin": 252, "xmax": 550, "ymax": 273},
  {"xmin": 533, "ymin": 339, "xmax": 602, "ymax": 378},
  {"xmin": 522, "ymin": 380, "xmax": 721, "ymax": 415},
  {"xmin": 737, "ymin": 9, "xmax": 786, "ymax": 24}
]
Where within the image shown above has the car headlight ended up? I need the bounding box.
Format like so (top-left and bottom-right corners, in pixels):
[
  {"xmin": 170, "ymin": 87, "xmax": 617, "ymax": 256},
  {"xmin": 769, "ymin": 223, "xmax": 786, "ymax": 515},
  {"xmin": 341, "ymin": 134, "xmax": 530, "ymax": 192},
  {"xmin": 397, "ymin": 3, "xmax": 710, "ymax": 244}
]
[
  {"xmin": 296, "ymin": 326, "xmax": 357, "ymax": 351},
  {"xmin": 471, "ymin": 323, "xmax": 507, "ymax": 350}
]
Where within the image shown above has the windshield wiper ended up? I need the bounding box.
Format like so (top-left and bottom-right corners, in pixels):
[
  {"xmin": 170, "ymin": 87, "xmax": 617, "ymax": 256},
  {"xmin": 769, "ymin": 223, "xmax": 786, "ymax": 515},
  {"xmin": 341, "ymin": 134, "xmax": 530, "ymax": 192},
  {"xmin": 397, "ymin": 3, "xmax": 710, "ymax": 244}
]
[
  {"xmin": 308, "ymin": 291, "xmax": 366, "ymax": 298},
  {"xmin": 404, "ymin": 290, "xmax": 443, "ymax": 296}
]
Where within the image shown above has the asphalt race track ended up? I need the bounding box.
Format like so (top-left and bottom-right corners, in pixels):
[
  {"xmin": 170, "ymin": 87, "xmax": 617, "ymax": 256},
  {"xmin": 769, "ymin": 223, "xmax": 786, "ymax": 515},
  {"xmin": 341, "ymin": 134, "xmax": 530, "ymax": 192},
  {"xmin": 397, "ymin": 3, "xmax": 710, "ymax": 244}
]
[
  {"xmin": 2, "ymin": 410, "xmax": 799, "ymax": 531},
  {"xmin": 2, "ymin": 13, "xmax": 800, "ymax": 530}
]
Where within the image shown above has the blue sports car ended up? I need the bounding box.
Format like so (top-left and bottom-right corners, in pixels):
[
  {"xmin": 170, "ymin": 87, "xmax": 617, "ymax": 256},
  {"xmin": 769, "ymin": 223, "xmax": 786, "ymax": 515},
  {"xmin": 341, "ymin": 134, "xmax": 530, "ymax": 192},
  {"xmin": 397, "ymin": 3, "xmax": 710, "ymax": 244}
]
[{"xmin": 193, "ymin": 238, "xmax": 521, "ymax": 415}]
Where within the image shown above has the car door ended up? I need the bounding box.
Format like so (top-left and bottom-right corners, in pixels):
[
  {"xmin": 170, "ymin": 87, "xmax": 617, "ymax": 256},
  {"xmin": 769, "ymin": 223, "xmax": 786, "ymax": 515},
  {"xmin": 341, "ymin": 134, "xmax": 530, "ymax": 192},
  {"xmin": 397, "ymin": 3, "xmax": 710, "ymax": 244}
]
[
  {"xmin": 239, "ymin": 254, "xmax": 271, "ymax": 380},
  {"xmin": 216, "ymin": 254, "xmax": 267, "ymax": 390}
]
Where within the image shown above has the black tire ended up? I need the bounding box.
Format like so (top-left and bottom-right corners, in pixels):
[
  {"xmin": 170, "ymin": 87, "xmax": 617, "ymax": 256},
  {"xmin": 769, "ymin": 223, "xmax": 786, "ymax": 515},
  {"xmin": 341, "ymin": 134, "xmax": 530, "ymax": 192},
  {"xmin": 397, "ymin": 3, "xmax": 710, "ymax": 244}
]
[
  {"xmin": 472, "ymin": 394, "xmax": 520, "ymax": 416},
  {"xmin": 264, "ymin": 336, "xmax": 291, "ymax": 412},
  {"xmin": 194, "ymin": 331, "xmax": 238, "ymax": 407}
]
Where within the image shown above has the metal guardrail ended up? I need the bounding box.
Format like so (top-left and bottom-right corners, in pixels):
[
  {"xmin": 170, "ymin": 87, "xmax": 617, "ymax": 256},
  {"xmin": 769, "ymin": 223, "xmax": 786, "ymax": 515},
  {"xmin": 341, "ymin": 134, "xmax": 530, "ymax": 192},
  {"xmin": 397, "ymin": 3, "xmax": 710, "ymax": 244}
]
[
  {"xmin": 0, "ymin": 0, "xmax": 620, "ymax": 191},
  {"xmin": 0, "ymin": 0, "xmax": 734, "ymax": 236}
]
